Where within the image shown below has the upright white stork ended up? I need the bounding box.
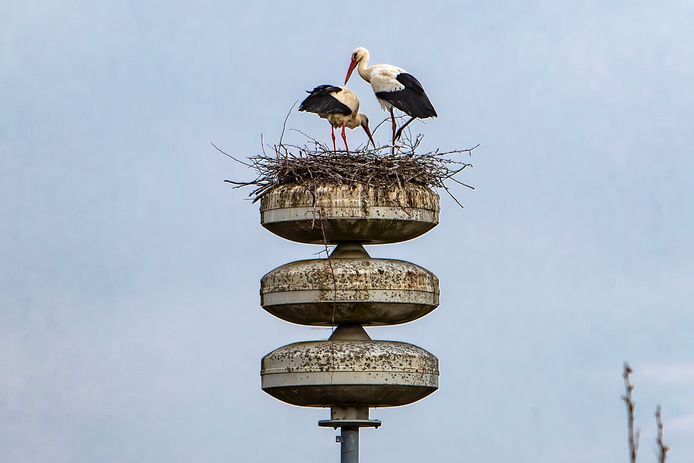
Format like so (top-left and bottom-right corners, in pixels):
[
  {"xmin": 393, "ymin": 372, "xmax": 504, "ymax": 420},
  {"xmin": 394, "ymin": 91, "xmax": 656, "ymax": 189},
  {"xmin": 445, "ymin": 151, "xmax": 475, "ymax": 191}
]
[
  {"xmin": 344, "ymin": 47, "xmax": 437, "ymax": 146},
  {"xmin": 299, "ymin": 85, "xmax": 375, "ymax": 154}
]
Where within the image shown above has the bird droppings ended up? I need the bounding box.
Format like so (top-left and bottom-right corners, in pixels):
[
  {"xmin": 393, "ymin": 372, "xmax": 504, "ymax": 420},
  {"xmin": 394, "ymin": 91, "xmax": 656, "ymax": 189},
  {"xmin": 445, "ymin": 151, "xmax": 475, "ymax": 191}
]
[
  {"xmin": 260, "ymin": 182, "xmax": 441, "ymax": 244},
  {"xmin": 262, "ymin": 340, "xmax": 438, "ymax": 374},
  {"xmin": 262, "ymin": 258, "xmax": 438, "ymax": 293},
  {"xmin": 261, "ymin": 340, "xmax": 439, "ymax": 407},
  {"xmin": 260, "ymin": 256, "xmax": 440, "ymax": 325}
]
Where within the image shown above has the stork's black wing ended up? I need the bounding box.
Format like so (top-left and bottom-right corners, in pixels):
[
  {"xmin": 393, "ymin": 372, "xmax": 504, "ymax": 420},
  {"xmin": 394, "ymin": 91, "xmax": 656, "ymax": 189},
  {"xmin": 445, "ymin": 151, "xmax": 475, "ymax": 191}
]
[
  {"xmin": 299, "ymin": 85, "xmax": 352, "ymax": 115},
  {"xmin": 375, "ymin": 73, "xmax": 437, "ymax": 118}
]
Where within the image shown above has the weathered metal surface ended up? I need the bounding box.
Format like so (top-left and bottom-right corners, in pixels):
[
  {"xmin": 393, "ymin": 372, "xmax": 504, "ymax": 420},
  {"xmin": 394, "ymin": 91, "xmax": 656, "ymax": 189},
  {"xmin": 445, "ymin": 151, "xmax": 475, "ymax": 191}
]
[
  {"xmin": 319, "ymin": 419, "xmax": 380, "ymax": 429},
  {"xmin": 329, "ymin": 242, "xmax": 370, "ymax": 259},
  {"xmin": 340, "ymin": 427, "xmax": 359, "ymax": 463},
  {"xmin": 260, "ymin": 183, "xmax": 440, "ymax": 244},
  {"xmin": 261, "ymin": 340, "xmax": 439, "ymax": 407},
  {"xmin": 331, "ymin": 406, "xmax": 370, "ymax": 420},
  {"xmin": 328, "ymin": 324, "xmax": 371, "ymax": 341},
  {"xmin": 261, "ymin": 254, "xmax": 439, "ymax": 326}
]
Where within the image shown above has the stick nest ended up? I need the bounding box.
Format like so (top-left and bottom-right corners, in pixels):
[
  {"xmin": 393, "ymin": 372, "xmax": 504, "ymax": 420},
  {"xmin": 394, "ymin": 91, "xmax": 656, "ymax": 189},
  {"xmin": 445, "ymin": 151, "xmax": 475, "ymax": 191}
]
[{"xmin": 216, "ymin": 134, "xmax": 478, "ymax": 207}]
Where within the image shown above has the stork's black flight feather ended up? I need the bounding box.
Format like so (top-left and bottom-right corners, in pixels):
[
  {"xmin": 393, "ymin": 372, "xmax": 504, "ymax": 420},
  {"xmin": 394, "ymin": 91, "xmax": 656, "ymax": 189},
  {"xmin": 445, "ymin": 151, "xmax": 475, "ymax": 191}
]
[
  {"xmin": 375, "ymin": 73, "xmax": 437, "ymax": 119},
  {"xmin": 299, "ymin": 85, "xmax": 352, "ymax": 116}
]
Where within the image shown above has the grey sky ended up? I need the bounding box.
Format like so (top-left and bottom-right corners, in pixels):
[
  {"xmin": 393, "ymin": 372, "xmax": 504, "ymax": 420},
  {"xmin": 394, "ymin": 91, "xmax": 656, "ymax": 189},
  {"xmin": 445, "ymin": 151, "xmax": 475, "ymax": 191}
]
[{"xmin": 2, "ymin": 0, "xmax": 694, "ymax": 461}]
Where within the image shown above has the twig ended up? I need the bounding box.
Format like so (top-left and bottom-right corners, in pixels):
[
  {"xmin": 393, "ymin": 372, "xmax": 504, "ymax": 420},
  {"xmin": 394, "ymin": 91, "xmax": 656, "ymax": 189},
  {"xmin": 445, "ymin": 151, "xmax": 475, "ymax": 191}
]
[
  {"xmin": 260, "ymin": 133, "xmax": 267, "ymax": 158},
  {"xmin": 622, "ymin": 362, "xmax": 641, "ymax": 463},
  {"xmin": 289, "ymin": 128, "xmax": 328, "ymax": 150},
  {"xmin": 656, "ymin": 405, "xmax": 670, "ymax": 463},
  {"xmin": 211, "ymin": 142, "xmax": 253, "ymax": 167},
  {"xmin": 442, "ymin": 184, "xmax": 465, "ymax": 209},
  {"xmin": 448, "ymin": 176, "xmax": 476, "ymax": 190},
  {"xmin": 315, "ymin": 211, "xmax": 338, "ymax": 386},
  {"xmin": 279, "ymin": 101, "xmax": 298, "ymax": 148}
]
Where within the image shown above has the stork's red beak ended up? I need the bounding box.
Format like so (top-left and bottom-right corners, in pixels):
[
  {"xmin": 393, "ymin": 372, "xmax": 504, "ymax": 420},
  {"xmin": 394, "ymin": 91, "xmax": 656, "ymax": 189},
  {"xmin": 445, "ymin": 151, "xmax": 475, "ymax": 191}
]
[
  {"xmin": 344, "ymin": 59, "xmax": 358, "ymax": 85},
  {"xmin": 362, "ymin": 122, "xmax": 375, "ymax": 149}
]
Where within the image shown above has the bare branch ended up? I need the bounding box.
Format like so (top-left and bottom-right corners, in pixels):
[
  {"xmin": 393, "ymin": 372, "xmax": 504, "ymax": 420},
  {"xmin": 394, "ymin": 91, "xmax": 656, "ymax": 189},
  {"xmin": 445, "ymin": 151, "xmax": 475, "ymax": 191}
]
[
  {"xmin": 656, "ymin": 405, "xmax": 670, "ymax": 463},
  {"xmin": 211, "ymin": 142, "xmax": 253, "ymax": 167},
  {"xmin": 622, "ymin": 362, "xmax": 640, "ymax": 463},
  {"xmin": 279, "ymin": 101, "xmax": 298, "ymax": 147},
  {"xmin": 442, "ymin": 184, "xmax": 465, "ymax": 209}
]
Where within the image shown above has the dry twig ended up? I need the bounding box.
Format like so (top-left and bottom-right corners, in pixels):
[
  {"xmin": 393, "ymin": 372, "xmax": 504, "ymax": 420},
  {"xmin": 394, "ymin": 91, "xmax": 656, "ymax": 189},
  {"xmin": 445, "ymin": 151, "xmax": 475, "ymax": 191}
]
[
  {"xmin": 622, "ymin": 362, "xmax": 641, "ymax": 463},
  {"xmin": 656, "ymin": 405, "xmax": 670, "ymax": 463}
]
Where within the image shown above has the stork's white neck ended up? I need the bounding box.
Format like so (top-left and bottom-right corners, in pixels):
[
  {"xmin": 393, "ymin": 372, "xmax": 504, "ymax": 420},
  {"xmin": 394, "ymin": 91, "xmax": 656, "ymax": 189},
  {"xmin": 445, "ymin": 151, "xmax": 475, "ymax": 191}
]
[{"xmin": 357, "ymin": 52, "xmax": 371, "ymax": 83}]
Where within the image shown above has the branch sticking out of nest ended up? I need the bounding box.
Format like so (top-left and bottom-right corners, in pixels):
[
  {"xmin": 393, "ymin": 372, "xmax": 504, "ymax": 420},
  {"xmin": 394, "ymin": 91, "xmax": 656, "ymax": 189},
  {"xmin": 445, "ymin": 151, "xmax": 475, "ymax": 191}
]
[{"xmin": 214, "ymin": 133, "xmax": 478, "ymax": 207}]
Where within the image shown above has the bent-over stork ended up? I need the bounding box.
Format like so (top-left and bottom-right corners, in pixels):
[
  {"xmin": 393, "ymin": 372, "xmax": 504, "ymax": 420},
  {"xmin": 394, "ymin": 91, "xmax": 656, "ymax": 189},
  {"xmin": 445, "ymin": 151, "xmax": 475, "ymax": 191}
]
[
  {"xmin": 299, "ymin": 85, "xmax": 375, "ymax": 154},
  {"xmin": 344, "ymin": 47, "xmax": 437, "ymax": 146}
]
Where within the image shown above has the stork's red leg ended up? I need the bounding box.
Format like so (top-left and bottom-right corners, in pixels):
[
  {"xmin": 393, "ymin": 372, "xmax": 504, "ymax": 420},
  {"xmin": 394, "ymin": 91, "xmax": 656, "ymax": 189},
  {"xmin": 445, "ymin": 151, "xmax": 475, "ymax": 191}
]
[
  {"xmin": 331, "ymin": 126, "xmax": 337, "ymax": 153},
  {"xmin": 389, "ymin": 108, "xmax": 397, "ymax": 154},
  {"xmin": 341, "ymin": 123, "xmax": 350, "ymax": 155}
]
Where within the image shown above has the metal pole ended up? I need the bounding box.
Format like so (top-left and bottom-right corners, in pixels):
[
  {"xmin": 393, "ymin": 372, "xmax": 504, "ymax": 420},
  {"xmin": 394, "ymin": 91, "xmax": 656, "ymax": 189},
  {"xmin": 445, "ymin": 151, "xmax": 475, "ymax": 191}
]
[{"xmin": 340, "ymin": 426, "xmax": 359, "ymax": 463}]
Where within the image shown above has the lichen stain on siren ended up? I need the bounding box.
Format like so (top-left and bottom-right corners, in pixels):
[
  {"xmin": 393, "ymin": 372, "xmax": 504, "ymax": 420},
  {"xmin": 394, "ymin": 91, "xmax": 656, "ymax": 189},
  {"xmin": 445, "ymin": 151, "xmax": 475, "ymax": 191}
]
[
  {"xmin": 261, "ymin": 340, "xmax": 439, "ymax": 407},
  {"xmin": 260, "ymin": 182, "xmax": 441, "ymax": 244},
  {"xmin": 260, "ymin": 254, "xmax": 440, "ymax": 325}
]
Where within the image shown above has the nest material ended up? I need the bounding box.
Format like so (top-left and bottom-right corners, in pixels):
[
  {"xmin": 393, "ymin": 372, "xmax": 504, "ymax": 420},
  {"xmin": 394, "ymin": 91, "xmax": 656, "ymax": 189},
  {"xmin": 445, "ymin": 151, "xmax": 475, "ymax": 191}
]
[{"xmin": 216, "ymin": 134, "xmax": 478, "ymax": 206}]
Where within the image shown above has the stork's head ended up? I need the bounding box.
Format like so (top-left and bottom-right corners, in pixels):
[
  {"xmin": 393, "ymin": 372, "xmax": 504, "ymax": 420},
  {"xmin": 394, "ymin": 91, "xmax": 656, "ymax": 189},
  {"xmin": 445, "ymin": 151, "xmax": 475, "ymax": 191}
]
[
  {"xmin": 345, "ymin": 47, "xmax": 370, "ymax": 84},
  {"xmin": 358, "ymin": 113, "xmax": 376, "ymax": 149}
]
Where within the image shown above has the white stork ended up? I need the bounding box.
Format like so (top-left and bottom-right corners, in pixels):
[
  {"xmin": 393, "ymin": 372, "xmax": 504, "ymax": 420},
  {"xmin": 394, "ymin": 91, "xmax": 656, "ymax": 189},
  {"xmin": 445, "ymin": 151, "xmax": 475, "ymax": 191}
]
[
  {"xmin": 344, "ymin": 47, "xmax": 437, "ymax": 146},
  {"xmin": 298, "ymin": 85, "xmax": 375, "ymax": 154}
]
